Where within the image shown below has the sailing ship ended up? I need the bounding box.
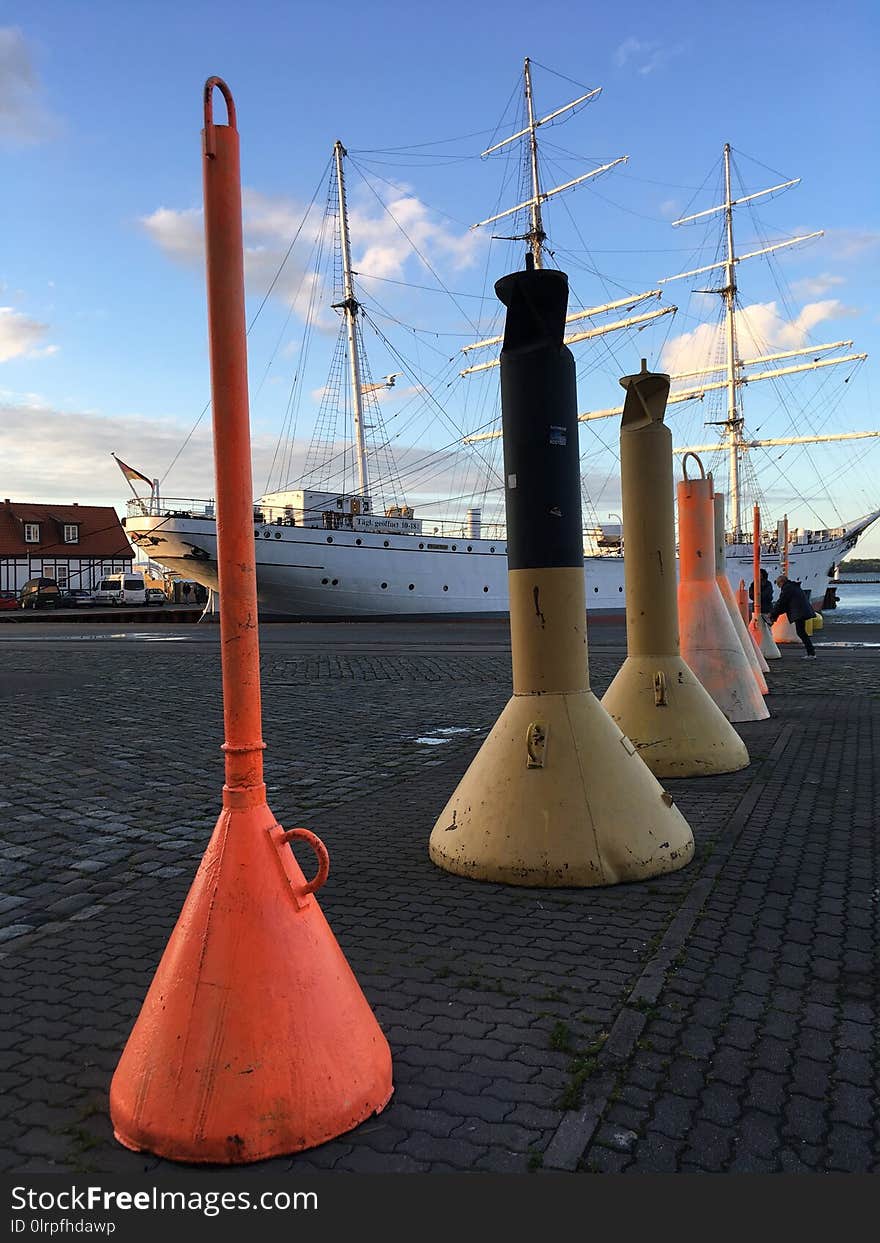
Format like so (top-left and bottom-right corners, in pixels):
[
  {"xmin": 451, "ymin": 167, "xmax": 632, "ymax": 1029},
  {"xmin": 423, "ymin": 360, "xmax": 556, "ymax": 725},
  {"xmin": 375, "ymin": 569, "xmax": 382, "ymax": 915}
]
[{"xmin": 124, "ymin": 61, "xmax": 879, "ymax": 617}]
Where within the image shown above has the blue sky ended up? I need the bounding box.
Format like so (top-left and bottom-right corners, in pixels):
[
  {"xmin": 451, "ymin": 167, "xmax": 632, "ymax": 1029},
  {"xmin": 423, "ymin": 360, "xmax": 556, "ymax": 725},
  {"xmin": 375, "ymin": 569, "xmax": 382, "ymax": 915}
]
[{"xmin": 2, "ymin": 0, "xmax": 879, "ymax": 551}]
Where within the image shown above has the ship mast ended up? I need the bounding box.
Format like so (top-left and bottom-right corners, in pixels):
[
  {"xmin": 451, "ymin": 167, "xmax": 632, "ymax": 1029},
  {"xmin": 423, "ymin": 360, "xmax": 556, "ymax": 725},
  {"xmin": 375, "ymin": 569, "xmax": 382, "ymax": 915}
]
[
  {"xmin": 721, "ymin": 143, "xmax": 742, "ymax": 537},
  {"xmin": 333, "ymin": 140, "xmax": 369, "ymax": 499},
  {"xmin": 523, "ymin": 58, "xmax": 546, "ymax": 269},
  {"xmin": 462, "ymin": 64, "xmax": 676, "ymax": 382},
  {"xmin": 565, "ymin": 148, "xmax": 872, "ymax": 509}
]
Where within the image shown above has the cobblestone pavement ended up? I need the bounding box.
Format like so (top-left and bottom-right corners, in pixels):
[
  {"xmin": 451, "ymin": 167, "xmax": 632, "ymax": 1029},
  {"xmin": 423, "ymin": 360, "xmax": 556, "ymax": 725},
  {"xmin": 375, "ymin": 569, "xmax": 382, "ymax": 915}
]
[{"xmin": 0, "ymin": 621, "xmax": 877, "ymax": 1174}]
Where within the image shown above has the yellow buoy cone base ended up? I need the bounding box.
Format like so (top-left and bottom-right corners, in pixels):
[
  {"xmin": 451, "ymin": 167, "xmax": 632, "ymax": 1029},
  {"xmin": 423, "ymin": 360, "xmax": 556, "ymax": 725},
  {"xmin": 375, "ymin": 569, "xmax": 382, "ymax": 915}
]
[
  {"xmin": 772, "ymin": 615, "xmax": 799, "ymax": 644},
  {"xmin": 602, "ymin": 655, "xmax": 749, "ymax": 778},
  {"xmin": 428, "ymin": 691, "xmax": 694, "ymax": 888}
]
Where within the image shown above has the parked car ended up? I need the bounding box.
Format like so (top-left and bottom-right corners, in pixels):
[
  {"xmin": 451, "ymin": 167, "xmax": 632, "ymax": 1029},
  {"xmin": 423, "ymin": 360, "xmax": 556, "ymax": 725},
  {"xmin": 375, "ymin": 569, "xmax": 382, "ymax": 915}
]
[
  {"xmin": 61, "ymin": 589, "xmax": 97, "ymax": 607},
  {"xmin": 145, "ymin": 588, "xmax": 166, "ymax": 605},
  {"xmin": 0, "ymin": 590, "xmax": 19, "ymax": 611},
  {"xmin": 19, "ymin": 577, "xmax": 62, "ymax": 609}
]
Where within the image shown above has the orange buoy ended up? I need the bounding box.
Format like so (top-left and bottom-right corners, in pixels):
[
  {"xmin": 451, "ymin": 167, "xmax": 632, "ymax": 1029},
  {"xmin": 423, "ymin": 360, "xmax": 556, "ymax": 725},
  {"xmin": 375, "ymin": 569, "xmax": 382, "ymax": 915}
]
[
  {"xmin": 771, "ymin": 515, "xmax": 799, "ymax": 643},
  {"xmin": 750, "ymin": 505, "xmax": 781, "ymax": 659},
  {"xmin": 109, "ymin": 79, "xmax": 392, "ymax": 1164},
  {"xmin": 677, "ymin": 456, "xmax": 769, "ymax": 723},
  {"xmin": 713, "ymin": 494, "xmax": 769, "ymax": 691},
  {"xmin": 736, "ymin": 579, "xmax": 750, "ymax": 625}
]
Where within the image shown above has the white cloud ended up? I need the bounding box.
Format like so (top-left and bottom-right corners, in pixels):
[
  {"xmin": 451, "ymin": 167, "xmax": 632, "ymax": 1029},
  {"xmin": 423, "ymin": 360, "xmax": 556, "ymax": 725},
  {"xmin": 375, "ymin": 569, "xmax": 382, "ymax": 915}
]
[
  {"xmin": 615, "ymin": 37, "xmax": 646, "ymax": 67},
  {"xmin": 0, "ymin": 397, "xmax": 242, "ymax": 502},
  {"xmin": 791, "ymin": 273, "xmax": 846, "ymax": 298},
  {"xmin": 140, "ymin": 206, "xmax": 203, "ymax": 264},
  {"xmin": 0, "ymin": 394, "xmax": 476, "ymax": 514},
  {"xmin": 662, "ymin": 298, "xmax": 859, "ymax": 376},
  {"xmin": 0, "ymin": 306, "xmax": 57, "ymax": 362},
  {"xmin": 0, "ymin": 27, "xmax": 57, "ymax": 145},
  {"xmin": 140, "ymin": 196, "xmax": 330, "ymax": 329},
  {"xmin": 822, "ymin": 229, "xmax": 880, "ymax": 260},
  {"xmin": 140, "ymin": 183, "xmax": 480, "ymax": 333},
  {"xmin": 350, "ymin": 191, "xmax": 478, "ymax": 278},
  {"xmin": 614, "ymin": 37, "xmax": 683, "ymax": 75}
]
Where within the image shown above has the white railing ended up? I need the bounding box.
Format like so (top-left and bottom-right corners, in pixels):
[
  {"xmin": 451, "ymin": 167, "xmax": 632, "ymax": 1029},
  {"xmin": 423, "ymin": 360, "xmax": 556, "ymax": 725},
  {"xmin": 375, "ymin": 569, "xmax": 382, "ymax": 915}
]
[{"xmin": 128, "ymin": 497, "xmax": 509, "ymax": 541}]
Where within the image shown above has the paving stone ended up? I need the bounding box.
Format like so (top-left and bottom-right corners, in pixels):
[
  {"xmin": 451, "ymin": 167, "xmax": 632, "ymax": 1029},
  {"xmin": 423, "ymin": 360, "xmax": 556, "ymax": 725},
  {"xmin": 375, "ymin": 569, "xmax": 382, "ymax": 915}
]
[{"xmin": 2, "ymin": 630, "xmax": 879, "ymax": 1175}]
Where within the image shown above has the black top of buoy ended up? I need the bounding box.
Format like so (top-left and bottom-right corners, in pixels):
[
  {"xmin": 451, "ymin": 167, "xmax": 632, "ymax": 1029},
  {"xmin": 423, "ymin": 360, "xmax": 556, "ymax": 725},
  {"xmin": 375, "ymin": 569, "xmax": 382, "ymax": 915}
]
[{"xmin": 494, "ymin": 267, "xmax": 569, "ymax": 354}]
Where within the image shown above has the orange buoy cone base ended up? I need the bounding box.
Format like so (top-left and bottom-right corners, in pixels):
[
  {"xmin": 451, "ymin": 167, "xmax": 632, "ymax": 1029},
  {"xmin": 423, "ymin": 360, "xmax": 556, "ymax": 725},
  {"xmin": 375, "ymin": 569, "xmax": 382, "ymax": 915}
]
[
  {"xmin": 110, "ymin": 797, "xmax": 393, "ymax": 1164},
  {"xmin": 746, "ymin": 619, "xmax": 767, "ymax": 662},
  {"xmin": 717, "ymin": 575, "xmax": 770, "ymax": 688},
  {"xmin": 735, "ymin": 582, "xmax": 750, "ymax": 625},
  {"xmin": 679, "ymin": 581, "xmax": 770, "ymax": 723},
  {"xmin": 751, "ymin": 613, "xmax": 781, "ymax": 659}
]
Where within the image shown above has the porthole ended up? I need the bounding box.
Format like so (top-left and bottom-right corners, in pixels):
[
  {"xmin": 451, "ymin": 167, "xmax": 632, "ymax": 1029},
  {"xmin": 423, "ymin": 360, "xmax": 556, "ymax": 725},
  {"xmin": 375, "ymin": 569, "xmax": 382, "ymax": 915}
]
[
  {"xmin": 594, "ymin": 586, "xmax": 599, "ymax": 593},
  {"xmin": 263, "ymin": 531, "xmax": 271, "ymax": 539},
  {"xmin": 443, "ymin": 585, "xmax": 449, "ymax": 591},
  {"xmin": 618, "ymin": 586, "xmax": 623, "ymax": 592},
  {"xmin": 274, "ymin": 532, "xmax": 281, "ymax": 539},
  {"xmin": 467, "ymin": 545, "xmax": 472, "ymax": 552},
  {"xmin": 327, "ymin": 536, "xmax": 333, "ymax": 543},
  {"xmin": 419, "ymin": 543, "xmax": 424, "ymax": 549},
  {"xmin": 381, "ymin": 582, "xmax": 388, "ymax": 589},
  {"xmin": 331, "ymin": 579, "xmax": 338, "ymax": 586},
  {"xmin": 321, "ymin": 578, "xmax": 329, "ymax": 585},
  {"xmin": 452, "ymin": 544, "xmax": 457, "ymax": 551},
  {"xmin": 490, "ymin": 546, "xmax": 495, "ymax": 553},
  {"xmin": 384, "ymin": 540, "xmax": 389, "ymax": 548},
  {"xmin": 483, "ymin": 586, "xmax": 489, "ymax": 592},
  {"xmin": 356, "ymin": 538, "xmax": 362, "ymax": 546},
  {"xmin": 408, "ymin": 583, "xmax": 415, "ymax": 591}
]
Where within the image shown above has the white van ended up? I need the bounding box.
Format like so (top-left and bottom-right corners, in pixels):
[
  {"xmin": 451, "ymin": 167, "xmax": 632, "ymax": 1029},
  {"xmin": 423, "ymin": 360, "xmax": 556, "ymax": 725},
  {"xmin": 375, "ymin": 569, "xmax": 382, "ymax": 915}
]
[{"xmin": 93, "ymin": 572, "xmax": 147, "ymax": 606}]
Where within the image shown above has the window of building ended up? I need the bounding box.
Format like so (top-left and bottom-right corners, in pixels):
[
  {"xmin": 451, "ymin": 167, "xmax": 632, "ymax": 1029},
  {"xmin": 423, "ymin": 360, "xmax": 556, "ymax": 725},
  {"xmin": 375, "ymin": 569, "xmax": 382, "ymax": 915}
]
[
  {"xmin": 24, "ymin": 523, "xmax": 40, "ymax": 543},
  {"xmin": 63, "ymin": 524, "xmax": 79, "ymax": 544}
]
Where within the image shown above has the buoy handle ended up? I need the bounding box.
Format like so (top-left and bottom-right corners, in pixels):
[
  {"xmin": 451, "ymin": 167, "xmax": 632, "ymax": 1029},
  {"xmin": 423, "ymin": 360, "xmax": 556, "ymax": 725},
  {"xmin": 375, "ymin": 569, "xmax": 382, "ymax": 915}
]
[
  {"xmin": 278, "ymin": 828, "xmax": 330, "ymax": 895},
  {"xmin": 204, "ymin": 77, "xmax": 236, "ymax": 129},
  {"xmin": 682, "ymin": 451, "xmax": 706, "ymax": 481}
]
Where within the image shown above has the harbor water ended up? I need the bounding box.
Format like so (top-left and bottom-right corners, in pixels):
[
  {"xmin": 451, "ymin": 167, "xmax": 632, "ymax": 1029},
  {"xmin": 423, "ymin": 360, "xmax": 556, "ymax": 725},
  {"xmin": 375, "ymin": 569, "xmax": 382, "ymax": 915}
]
[{"xmin": 831, "ymin": 579, "xmax": 880, "ymax": 624}]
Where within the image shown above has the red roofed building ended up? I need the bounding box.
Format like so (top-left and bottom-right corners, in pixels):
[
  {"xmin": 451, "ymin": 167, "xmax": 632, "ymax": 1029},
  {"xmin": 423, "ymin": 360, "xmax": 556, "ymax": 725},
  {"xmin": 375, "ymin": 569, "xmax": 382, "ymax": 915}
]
[{"xmin": 0, "ymin": 499, "xmax": 133, "ymax": 593}]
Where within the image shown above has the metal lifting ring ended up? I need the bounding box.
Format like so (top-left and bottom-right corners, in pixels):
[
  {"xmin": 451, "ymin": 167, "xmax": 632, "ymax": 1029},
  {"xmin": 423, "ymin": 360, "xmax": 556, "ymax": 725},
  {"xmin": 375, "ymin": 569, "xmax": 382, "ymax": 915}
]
[
  {"xmin": 203, "ymin": 77, "xmax": 236, "ymax": 160},
  {"xmin": 204, "ymin": 77, "xmax": 236, "ymax": 129},
  {"xmin": 278, "ymin": 827, "xmax": 330, "ymax": 895},
  {"xmin": 681, "ymin": 451, "xmax": 706, "ymax": 482}
]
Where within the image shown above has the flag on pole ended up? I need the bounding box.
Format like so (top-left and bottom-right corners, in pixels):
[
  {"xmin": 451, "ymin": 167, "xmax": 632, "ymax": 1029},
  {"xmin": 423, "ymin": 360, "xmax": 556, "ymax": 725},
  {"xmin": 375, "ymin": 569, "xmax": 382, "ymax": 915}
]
[{"xmin": 112, "ymin": 454, "xmax": 153, "ymax": 488}]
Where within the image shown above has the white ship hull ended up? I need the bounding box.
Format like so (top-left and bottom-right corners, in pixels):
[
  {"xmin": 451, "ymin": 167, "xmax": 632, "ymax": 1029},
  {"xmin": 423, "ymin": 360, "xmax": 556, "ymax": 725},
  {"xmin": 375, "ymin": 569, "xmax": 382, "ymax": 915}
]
[{"xmin": 125, "ymin": 508, "xmax": 880, "ymax": 619}]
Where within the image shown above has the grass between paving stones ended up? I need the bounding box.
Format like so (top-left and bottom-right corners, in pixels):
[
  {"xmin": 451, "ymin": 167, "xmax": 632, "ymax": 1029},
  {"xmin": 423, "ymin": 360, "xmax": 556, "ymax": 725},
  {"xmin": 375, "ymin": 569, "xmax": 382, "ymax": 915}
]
[{"xmin": 557, "ymin": 1032, "xmax": 609, "ymax": 1110}]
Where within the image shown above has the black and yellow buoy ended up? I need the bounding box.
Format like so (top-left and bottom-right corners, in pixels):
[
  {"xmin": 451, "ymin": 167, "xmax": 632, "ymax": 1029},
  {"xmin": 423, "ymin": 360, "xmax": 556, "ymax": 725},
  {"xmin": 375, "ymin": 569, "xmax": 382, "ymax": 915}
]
[{"xmin": 428, "ymin": 265, "xmax": 694, "ymax": 887}]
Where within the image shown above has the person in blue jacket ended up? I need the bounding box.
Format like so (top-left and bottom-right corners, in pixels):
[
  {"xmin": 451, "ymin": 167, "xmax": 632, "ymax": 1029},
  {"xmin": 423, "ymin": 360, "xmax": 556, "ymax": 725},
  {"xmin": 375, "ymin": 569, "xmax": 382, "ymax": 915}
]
[{"xmin": 772, "ymin": 574, "xmax": 816, "ymax": 657}]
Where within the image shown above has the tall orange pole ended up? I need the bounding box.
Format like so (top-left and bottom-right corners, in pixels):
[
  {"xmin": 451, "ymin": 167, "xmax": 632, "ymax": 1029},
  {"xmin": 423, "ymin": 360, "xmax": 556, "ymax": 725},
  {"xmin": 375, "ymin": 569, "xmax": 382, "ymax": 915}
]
[
  {"xmin": 202, "ymin": 78, "xmax": 265, "ymax": 805},
  {"xmin": 752, "ymin": 504, "xmax": 761, "ymax": 622}
]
